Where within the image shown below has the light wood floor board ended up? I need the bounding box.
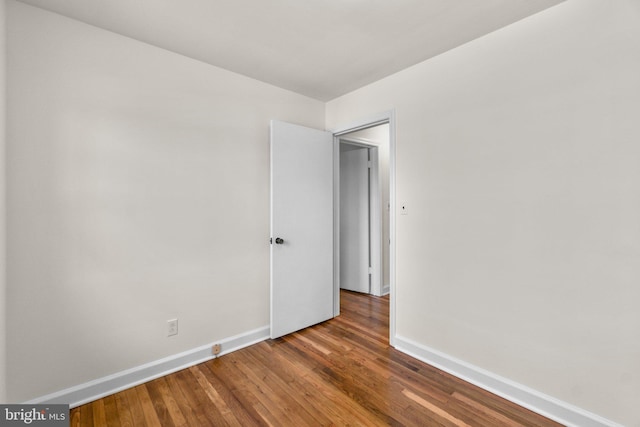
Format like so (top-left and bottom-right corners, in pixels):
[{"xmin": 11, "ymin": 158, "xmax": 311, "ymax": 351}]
[{"xmin": 70, "ymin": 290, "xmax": 562, "ymax": 426}]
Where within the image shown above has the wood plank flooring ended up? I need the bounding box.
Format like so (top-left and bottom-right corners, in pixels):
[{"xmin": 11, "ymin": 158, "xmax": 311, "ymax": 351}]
[{"xmin": 70, "ymin": 290, "xmax": 562, "ymax": 426}]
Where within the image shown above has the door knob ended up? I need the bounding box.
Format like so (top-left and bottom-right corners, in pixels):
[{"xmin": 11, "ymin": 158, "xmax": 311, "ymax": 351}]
[{"xmin": 275, "ymin": 237, "xmax": 284, "ymax": 244}]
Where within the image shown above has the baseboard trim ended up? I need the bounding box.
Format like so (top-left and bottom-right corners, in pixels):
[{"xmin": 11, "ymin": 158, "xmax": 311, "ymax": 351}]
[
  {"xmin": 394, "ymin": 335, "xmax": 622, "ymax": 427},
  {"xmin": 27, "ymin": 326, "xmax": 270, "ymax": 408}
]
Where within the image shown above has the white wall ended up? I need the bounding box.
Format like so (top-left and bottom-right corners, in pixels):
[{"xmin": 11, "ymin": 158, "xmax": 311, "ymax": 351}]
[
  {"xmin": 0, "ymin": 0, "xmax": 6, "ymax": 404},
  {"xmin": 6, "ymin": 0, "xmax": 324, "ymax": 402},
  {"xmin": 327, "ymin": 1, "xmax": 640, "ymax": 426}
]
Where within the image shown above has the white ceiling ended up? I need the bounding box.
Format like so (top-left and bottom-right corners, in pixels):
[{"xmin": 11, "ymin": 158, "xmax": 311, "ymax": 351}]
[{"xmin": 17, "ymin": 0, "xmax": 563, "ymax": 101}]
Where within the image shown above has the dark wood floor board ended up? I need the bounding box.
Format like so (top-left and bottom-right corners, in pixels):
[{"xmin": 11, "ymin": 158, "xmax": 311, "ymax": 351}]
[
  {"xmin": 113, "ymin": 389, "xmax": 135, "ymax": 427},
  {"xmin": 154, "ymin": 376, "xmax": 188, "ymax": 426},
  {"xmin": 189, "ymin": 365, "xmax": 245, "ymax": 426},
  {"xmin": 70, "ymin": 290, "xmax": 563, "ymax": 426},
  {"xmin": 341, "ymin": 305, "xmax": 388, "ymax": 332},
  {"xmin": 78, "ymin": 398, "xmax": 94, "ymax": 426},
  {"xmin": 448, "ymin": 391, "xmax": 522, "ymax": 427},
  {"xmin": 196, "ymin": 362, "xmax": 263, "ymax": 427},
  {"xmin": 90, "ymin": 399, "xmax": 107, "ymax": 426},
  {"xmin": 69, "ymin": 405, "xmax": 82, "ymax": 427},
  {"xmin": 268, "ymin": 338, "xmax": 389, "ymax": 426},
  {"xmin": 103, "ymin": 394, "xmax": 120, "ymax": 426},
  {"xmin": 228, "ymin": 353, "xmax": 315, "ymax": 427},
  {"xmin": 143, "ymin": 379, "xmax": 176, "ymax": 427},
  {"xmin": 133, "ymin": 384, "xmax": 162, "ymax": 426},
  {"xmin": 120, "ymin": 387, "xmax": 147, "ymax": 427},
  {"xmin": 303, "ymin": 323, "xmax": 357, "ymax": 354},
  {"xmin": 323, "ymin": 321, "xmax": 387, "ymax": 354},
  {"xmin": 257, "ymin": 346, "xmax": 360, "ymax": 426},
  {"xmin": 242, "ymin": 344, "xmax": 335, "ymax": 426},
  {"xmin": 169, "ymin": 370, "xmax": 218, "ymax": 427},
  {"xmin": 198, "ymin": 359, "xmax": 266, "ymax": 426},
  {"xmin": 385, "ymin": 350, "xmax": 459, "ymax": 396},
  {"xmin": 163, "ymin": 373, "xmax": 210, "ymax": 427},
  {"xmin": 400, "ymin": 404, "xmax": 456, "ymax": 427},
  {"xmin": 233, "ymin": 352, "xmax": 306, "ymax": 424},
  {"xmin": 446, "ymin": 375, "xmax": 552, "ymax": 427},
  {"xmin": 277, "ymin": 333, "xmax": 428, "ymax": 426},
  {"xmin": 97, "ymin": 395, "xmax": 119, "ymax": 427}
]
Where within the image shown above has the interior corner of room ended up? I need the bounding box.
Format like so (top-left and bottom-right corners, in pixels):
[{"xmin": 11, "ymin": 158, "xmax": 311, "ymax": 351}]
[{"xmin": 2, "ymin": 0, "xmax": 639, "ymax": 426}]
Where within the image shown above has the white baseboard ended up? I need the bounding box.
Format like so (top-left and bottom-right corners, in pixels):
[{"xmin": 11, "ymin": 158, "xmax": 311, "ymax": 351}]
[
  {"xmin": 27, "ymin": 326, "xmax": 270, "ymax": 408},
  {"xmin": 25, "ymin": 326, "xmax": 621, "ymax": 426},
  {"xmin": 394, "ymin": 335, "xmax": 623, "ymax": 427},
  {"xmin": 382, "ymin": 284, "xmax": 390, "ymax": 295}
]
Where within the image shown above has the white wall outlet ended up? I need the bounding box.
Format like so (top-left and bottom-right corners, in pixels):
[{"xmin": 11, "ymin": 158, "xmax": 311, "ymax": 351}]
[{"xmin": 167, "ymin": 318, "xmax": 178, "ymax": 336}]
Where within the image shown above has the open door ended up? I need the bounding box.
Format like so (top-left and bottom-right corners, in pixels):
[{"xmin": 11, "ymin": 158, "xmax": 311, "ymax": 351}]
[{"xmin": 270, "ymin": 120, "xmax": 334, "ymax": 339}]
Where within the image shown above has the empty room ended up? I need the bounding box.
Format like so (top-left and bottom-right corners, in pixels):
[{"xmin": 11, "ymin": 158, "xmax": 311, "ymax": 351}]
[{"xmin": 1, "ymin": 0, "xmax": 638, "ymax": 426}]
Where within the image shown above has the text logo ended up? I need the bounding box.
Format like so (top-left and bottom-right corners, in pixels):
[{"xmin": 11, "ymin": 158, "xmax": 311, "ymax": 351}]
[{"xmin": 0, "ymin": 405, "xmax": 68, "ymax": 426}]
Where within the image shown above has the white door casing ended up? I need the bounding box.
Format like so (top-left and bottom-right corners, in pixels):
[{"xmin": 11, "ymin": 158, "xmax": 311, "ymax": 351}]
[{"xmin": 270, "ymin": 120, "xmax": 334, "ymax": 339}]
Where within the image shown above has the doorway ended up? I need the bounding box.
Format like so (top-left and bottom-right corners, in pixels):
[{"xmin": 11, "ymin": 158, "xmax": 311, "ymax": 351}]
[
  {"xmin": 338, "ymin": 124, "xmax": 390, "ymax": 297},
  {"xmin": 332, "ymin": 111, "xmax": 396, "ymax": 345},
  {"xmin": 333, "ymin": 112, "xmax": 395, "ymax": 346},
  {"xmin": 270, "ymin": 112, "xmax": 396, "ymax": 344}
]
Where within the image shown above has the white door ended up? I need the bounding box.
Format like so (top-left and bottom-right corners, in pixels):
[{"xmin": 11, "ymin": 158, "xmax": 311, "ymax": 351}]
[
  {"xmin": 270, "ymin": 120, "xmax": 334, "ymax": 339},
  {"xmin": 340, "ymin": 145, "xmax": 370, "ymax": 293}
]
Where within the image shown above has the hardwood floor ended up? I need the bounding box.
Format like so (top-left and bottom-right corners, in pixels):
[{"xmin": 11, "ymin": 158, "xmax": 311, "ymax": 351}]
[{"xmin": 71, "ymin": 291, "xmax": 562, "ymax": 426}]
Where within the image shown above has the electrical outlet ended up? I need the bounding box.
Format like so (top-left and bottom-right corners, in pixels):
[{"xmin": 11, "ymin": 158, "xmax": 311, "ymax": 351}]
[
  {"xmin": 167, "ymin": 319, "xmax": 178, "ymax": 336},
  {"xmin": 212, "ymin": 344, "xmax": 221, "ymax": 356}
]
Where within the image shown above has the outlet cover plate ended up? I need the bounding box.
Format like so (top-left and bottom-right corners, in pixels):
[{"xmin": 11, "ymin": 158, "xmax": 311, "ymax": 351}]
[{"xmin": 167, "ymin": 319, "xmax": 178, "ymax": 336}]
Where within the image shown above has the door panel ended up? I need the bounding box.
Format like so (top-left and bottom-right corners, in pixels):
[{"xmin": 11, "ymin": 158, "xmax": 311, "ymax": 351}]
[
  {"xmin": 340, "ymin": 145, "xmax": 370, "ymax": 293},
  {"xmin": 270, "ymin": 120, "xmax": 334, "ymax": 339}
]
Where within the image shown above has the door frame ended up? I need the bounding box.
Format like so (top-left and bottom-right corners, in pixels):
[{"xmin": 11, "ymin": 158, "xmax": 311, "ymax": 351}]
[
  {"xmin": 338, "ymin": 140, "xmax": 382, "ymax": 296},
  {"xmin": 331, "ymin": 110, "xmax": 396, "ymax": 347}
]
